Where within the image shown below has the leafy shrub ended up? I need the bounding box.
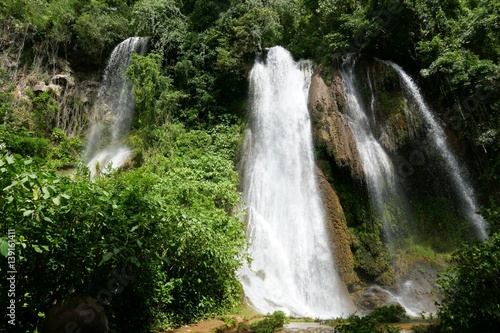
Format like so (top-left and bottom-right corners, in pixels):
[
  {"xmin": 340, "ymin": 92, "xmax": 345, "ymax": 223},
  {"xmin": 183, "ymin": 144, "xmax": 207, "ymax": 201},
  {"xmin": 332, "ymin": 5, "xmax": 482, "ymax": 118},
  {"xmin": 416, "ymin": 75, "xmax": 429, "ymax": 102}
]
[
  {"xmin": 411, "ymin": 324, "xmax": 444, "ymax": 333},
  {"xmin": 369, "ymin": 304, "xmax": 409, "ymax": 323},
  {"xmin": 0, "ymin": 129, "xmax": 246, "ymax": 332},
  {"xmin": 334, "ymin": 304, "xmax": 408, "ymax": 333},
  {"xmin": 335, "ymin": 315, "xmax": 400, "ymax": 333},
  {"xmin": 250, "ymin": 311, "xmax": 288, "ymax": 333},
  {"xmin": 436, "ymin": 233, "xmax": 500, "ymax": 333},
  {"xmin": 2, "ymin": 130, "xmax": 50, "ymax": 157},
  {"xmin": 27, "ymin": 90, "xmax": 59, "ymax": 137}
]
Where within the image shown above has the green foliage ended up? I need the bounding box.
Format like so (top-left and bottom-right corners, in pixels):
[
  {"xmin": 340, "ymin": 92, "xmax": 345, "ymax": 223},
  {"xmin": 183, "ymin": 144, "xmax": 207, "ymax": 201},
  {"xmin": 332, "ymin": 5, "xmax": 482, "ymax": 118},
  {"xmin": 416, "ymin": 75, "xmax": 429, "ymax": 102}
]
[
  {"xmin": 131, "ymin": 0, "xmax": 187, "ymax": 58},
  {"xmin": 334, "ymin": 305, "xmax": 407, "ymax": 333},
  {"xmin": 250, "ymin": 311, "xmax": 288, "ymax": 333},
  {"xmin": 369, "ymin": 304, "xmax": 409, "ymax": 323},
  {"xmin": 412, "ymin": 197, "xmax": 476, "ymax": 251},
  {"xmin": 27, "ymin": 90, "xmax": 59, "ymax": 136},
  {"xmin": 334, "ymin": 314, "xmax": 400, "ymax": 333},
  {"xmin": 126, "ymin": 53, "xmax": 186, "ymax": 126},
  {"xmin": 74, "ymin": 0, "xmax": 132, "ymax": 57},
  {"xmin": 46, "ymin": 127, "xmax": 84, "ymax": 169},
  {"xmin": 1, "ymin": 0, "xmax": 133, "ymax": 63},
  {"xmin": 0, "ymin": 130, "xmax": 246, "ymax": 331},
  {"xmin": 436, "ymin": 233, "xmax": 500, "ymax": 333},
  {"xmin": 350, "ymin": 219, "xmax": 393, "ymax": 285},
  {"xmin": 411, "ymin": 323, "xmax": 444, "ymax": 333},
  {"xmin": 482, "ymin": 198, "xmax": 500, "ymax": 234},
  {"xmin": 0, "ymin": 126, "xmax": 50, "ymax": 157},
  {"xmin": 0, "ymin": 69, "xmax": 14, "ymax": 123}
]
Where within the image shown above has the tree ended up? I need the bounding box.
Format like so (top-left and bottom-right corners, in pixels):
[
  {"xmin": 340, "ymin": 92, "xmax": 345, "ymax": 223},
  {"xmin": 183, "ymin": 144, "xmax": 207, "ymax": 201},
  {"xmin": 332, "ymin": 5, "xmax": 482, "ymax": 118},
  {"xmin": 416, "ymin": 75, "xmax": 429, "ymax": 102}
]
[{"xmin": 437, "ymin": 233, "xmax": 500, "ymax": 333}]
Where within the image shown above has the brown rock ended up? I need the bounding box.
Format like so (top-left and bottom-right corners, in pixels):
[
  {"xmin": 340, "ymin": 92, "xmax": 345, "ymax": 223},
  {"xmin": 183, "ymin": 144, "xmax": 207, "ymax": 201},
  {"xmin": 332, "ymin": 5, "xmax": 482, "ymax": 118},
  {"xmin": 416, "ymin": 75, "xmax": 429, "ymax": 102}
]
[
  {"xmin": 308, "ymin": 67, "xmax": 363, "ymax": 179},
  {"xmin": 32, "ymin": 82, "xmax": 49, "ymax": 93},
  {"xmin": 51, "ymin": 74, "xmax": 75, "ymax": 88},
  {"xmin": 357, "ymin": 285, "xmax": 393, "ymax": 311},
  {"xmin": 316, "ymin": 167, "xmax": 360, "ymax": 292}
]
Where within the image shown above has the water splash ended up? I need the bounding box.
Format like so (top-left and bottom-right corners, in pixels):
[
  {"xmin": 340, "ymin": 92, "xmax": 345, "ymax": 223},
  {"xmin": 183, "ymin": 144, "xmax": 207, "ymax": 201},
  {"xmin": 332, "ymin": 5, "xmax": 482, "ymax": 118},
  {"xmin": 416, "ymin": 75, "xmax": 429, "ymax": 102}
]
[
  {"xmin": 383, "ymin": 61, "xmax": 488, "ymax": 239},
  {"xmin": 239, "ymin": 46, "xmax": 354, "ymax": 318},
  {"xmin": 84, "ymin": 37, "xmax": 148, "ymax": 178}
]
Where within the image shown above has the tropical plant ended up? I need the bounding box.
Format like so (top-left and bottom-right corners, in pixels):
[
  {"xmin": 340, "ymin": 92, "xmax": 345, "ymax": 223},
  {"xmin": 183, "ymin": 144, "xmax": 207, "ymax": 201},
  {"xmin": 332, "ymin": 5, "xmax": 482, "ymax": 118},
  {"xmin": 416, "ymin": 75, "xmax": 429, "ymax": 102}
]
[{"xmin": 436, "ymin": 233, "xmax": 500, "ymax": 333}]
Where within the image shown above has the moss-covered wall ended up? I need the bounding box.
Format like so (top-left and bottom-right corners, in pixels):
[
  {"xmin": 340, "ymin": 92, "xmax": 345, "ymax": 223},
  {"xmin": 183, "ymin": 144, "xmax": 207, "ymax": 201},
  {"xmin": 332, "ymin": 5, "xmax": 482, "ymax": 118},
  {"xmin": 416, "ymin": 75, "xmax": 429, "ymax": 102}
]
[{"xmin": 310, "ymin": 55, "xmax": 481, "ymax": 292}]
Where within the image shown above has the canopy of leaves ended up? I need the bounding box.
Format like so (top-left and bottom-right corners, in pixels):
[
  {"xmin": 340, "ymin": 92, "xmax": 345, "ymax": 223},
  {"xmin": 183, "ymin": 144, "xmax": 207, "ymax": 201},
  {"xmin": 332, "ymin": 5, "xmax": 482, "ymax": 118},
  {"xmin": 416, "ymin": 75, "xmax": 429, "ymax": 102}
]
[{"xmin": 437, "ymin": 232, "xmax": 500, "ymax": 333}]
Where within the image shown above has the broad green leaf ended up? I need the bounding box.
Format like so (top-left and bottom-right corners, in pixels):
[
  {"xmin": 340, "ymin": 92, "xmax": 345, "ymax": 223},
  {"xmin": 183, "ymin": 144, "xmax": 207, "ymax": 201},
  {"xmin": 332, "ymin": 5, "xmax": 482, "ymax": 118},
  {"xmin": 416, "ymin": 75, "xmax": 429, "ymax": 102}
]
[
  {"xmin": 33, "ymin": 245, "xmax": 42, "ymax": 253},
  {"xmin": 102, "ymin": 252, "xmax": 113, "ymax": 262},
  {"xmin": 42, "ymin": 187, "xmax": 50, "ymax": 199},
  {"xmin": 0, "ymin": 238, "xmax": 9, "ymax": 257},
  {"xmin": 52, "ymin": 196, "xmax": 61, "ymax": 206},
  {"xmin": 23, "ymin": 210, "xmax": 34, "ymax": 217}
]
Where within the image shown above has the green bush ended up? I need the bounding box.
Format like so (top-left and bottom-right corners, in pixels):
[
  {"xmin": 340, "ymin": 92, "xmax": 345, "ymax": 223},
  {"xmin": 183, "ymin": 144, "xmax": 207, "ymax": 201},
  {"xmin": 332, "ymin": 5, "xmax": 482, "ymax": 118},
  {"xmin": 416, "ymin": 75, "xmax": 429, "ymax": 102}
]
[
  {"xmin": 436, "ymin": 233, "xmax": 500, "ymax": 333},
  {"xmin": 334, "ymin": 304, "xmax": 408, "ymax": 333},
  {"xmin": 0, "ymin": 129, "xmax": 246, "ymax": 332},
  {"xmin": 250, "ymin": 311, "xmax": 288, "ymax": 333},
  {"xmin": 27, "ymin": 90, "xmax": 59, "ymax": 137},
  {"xmin": 2, "ymin": 130, "xmax": 50, "ymax": 157},
  {"xmin": 369, "ymin": 304, "xmax": 409, "ymax": 323}
]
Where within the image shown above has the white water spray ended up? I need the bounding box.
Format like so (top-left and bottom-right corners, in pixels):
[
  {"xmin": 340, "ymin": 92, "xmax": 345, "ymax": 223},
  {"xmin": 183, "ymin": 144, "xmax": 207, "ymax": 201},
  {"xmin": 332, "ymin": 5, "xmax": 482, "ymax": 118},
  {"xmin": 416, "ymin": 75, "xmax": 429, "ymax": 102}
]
[
  {"xmin": 339, "ymin": 59, "xmax": 403, "ymax": 246},
  {"xmin": 383, "ymin": 61, "xmax": 488, "ymax": 239},
  {"xmin": 239, "ymin": 46, "xmax": 354, "ymax": 318},
  {"xmin": 84, "ymin": 37, "xmax": 148, "ymax": 178}
]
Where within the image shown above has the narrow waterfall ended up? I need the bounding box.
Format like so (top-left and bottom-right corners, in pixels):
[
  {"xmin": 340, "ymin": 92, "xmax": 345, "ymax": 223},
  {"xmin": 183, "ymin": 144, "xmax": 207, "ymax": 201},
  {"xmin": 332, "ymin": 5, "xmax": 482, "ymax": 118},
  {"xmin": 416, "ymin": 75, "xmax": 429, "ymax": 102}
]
[
  {"xmin": 339, "ymin": 59, "xmax": 411, "ymax": 248},
  {"xmin": 340, "ymin": 59, "xmax": 432, "ymax": 317},
  {"xmin": 384, "ymin": 61, "xmax": 488, "ymax": 240},
  {"xmin": 84, "ymin": 37, "xmax": 148, "ymax": 178},
  {"xmin": 239, "ymin": 46, "xmax": 354, "ymax": 318}
]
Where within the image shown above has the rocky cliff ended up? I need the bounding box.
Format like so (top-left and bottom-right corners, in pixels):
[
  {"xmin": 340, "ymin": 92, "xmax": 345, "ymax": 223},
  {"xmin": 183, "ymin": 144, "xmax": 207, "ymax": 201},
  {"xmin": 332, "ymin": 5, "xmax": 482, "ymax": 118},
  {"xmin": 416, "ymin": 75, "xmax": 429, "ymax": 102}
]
[
  {"xmin": 308, "ymin": 65, "xmax": 363, "ymax": 180},
  {"xmin": 316, "ymin": 167, "xmax": 360, "ymax": 293}
]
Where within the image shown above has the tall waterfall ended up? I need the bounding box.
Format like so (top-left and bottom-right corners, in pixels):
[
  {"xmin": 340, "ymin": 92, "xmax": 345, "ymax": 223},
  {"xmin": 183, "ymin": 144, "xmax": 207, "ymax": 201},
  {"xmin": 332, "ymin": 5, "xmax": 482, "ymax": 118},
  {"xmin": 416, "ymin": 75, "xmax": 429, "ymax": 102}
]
[
  {"xmin": 239, "ymin": 46, "xmax": 354, "ymax": 318},
  {"xmin": 339, "ymin": 58, "xmax": 411, "ymax": 248},
  {"xmin": 84, "ymin": 37, "xmax": 148, "ymax": 178},
  {"xmin": 384, "ymin": 61, "xmax": 488, "ymax": 239}
]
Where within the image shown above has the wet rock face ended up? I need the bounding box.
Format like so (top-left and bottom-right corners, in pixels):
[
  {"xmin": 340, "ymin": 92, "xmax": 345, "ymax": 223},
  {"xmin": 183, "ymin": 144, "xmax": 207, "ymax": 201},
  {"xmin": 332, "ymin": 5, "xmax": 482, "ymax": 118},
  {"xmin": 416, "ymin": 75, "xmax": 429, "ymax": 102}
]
[
  {"xmin": 316, "ymin": 167, "xmax": 360, "ymax": 292},
  {"xmin": 357, "ymin": 285, "xmax": 393, "ymax": 311},
  {"xmin": 356, "ymin": 261, "xmax": 441, "ymax": 316},
  {"xmin": 308, "ymin": 66, "xmax": 363, "ymax": 180}
]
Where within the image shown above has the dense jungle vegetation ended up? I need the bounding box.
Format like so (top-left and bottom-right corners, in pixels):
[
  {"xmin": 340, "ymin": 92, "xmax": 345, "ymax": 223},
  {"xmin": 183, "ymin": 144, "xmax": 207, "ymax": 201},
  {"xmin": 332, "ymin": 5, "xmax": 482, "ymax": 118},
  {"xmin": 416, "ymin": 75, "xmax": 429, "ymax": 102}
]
[{"xmin": 0, "ymin": 0, "xmax": 499, "ymax": 332}]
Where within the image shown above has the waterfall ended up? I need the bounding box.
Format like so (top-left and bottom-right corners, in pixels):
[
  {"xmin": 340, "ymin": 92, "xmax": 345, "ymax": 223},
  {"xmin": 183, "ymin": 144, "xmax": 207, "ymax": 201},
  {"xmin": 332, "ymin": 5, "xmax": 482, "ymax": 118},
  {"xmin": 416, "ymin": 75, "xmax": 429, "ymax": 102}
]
[
  {"xmin": 340, "ymin": 58, "xmax": 433, "ymax": 316},
  {"xmin": 384, "ymin": 61, "xmax": 488, "ymax": 240},
  {"xmin": 339, "ymin": 58, "xmax": 411, "ymax": 248},
  {"xmin": 84, "ymin": 37, "xmax": 148, "ymax": 178},
  {"xmin": 239, "ymin": 46, "xmax": 354, "ymax": 318}
]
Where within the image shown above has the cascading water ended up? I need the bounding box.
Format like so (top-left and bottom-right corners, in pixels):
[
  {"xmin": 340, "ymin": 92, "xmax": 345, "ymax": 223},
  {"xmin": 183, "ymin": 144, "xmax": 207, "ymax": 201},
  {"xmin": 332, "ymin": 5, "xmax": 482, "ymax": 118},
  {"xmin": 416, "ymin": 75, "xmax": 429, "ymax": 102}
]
[
  {"xmin": 384, "ymin": 61, "xmax": 488, "ymax": 240},
  {"xmin": 339, "ymin": 58, "xmax": 411, "ymax": 248},
  {"xmin": 84, "ymin": 37, "xmax": 148, "ymax": 178},
  {"xmin": 239, "ymin": 46, "xmax": 354, "ymax": 318},
  {"xmin": 340, "ymin": 58, "xmax": 433, "ymax": 316}
]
